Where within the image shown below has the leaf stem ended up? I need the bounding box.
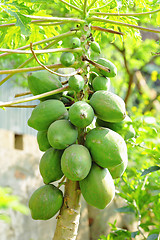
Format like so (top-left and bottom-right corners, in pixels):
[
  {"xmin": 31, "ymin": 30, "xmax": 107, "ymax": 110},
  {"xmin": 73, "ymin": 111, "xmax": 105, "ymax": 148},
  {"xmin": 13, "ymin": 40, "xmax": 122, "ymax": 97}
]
[
  {"xmin": 15, "ymin": 91, "xmax": 31, "ymax": 98},
  {"xmin": 0, "ymin": 47, "xmax": 82, "ymax": 54},
  {"xmin": 3, "ymin": 105, "xmax": 37, "ymax": 108},
  {"xmin": 89, "ymin": 0, "xmax": 113, "ymax": 11},
  {"xmin": 24, "ymin": 15, "xmax": 85, "ymax": 23},
  {"xmin": 87, "ymin": 0, "xmax": 99, "ymax": 11},
  {"xmin": 88, "ymin": 16, "xmax": 160, "ymax": 33},
  {"xmin": 0, "ymin": 31, "xmax": 76, "ymax": 86},
  {"xmin": 0, "ymin": 86, "xmax": 69, "ymax": 107},
  {"xmin": 90, "ymin": 8, "xmax": 160, "ymax": 16},
  {"xmin": 91, "ymin": 25, "xmax": 124, "ymax": 35},
  {"xmin": 30, "ymin": 42, "xmax": 83, "ymax": 77},
  {"xmin": 58, "ymin": 0, "xmax": 83, "ymax": 13},
  {"xmin": 0, "ymin": 64, "xmax": 63, "ymax": 75},
  {"xmin": 83, "ymin": 0, "xmax": 88, "ymax": 17},
  {"xmin": 0, "ymin": 30, "xmax": 76, "ymax": 58}
]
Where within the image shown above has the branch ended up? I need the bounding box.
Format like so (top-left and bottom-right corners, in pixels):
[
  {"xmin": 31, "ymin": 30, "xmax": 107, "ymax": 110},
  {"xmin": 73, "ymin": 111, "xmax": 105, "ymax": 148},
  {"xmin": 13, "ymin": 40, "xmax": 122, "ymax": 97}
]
[
  {"xmin": 0, "ymin": 47, "xmax": 82, "ymax": 54},
  {"xmin": 112, "ymin": 42, "xmax": 134, "ymax": 106},
  {"xmin": 91, "ymin": 25, "xmax": 124, "ymax": 35},
  {"xmin": 30, "ymin": 42, "xmax": 83, "ymax": 77},
  {"xmin": 90, "ymin": 8, "xmax": 160, "ymax": 16},
  {"xmin": 88, "ymin": 16, "xmax": 160, "ymax": 33},
  {"xmin": 58, "ymin": 0, "xmax": 83, "ymax": 13},
  {"xmin": 0, "ymin": 30, "xmax": 76, "ymax": 58},
  {"xmin": 0, "ymin": 86, "xmax": 69, "ymax": 107}
]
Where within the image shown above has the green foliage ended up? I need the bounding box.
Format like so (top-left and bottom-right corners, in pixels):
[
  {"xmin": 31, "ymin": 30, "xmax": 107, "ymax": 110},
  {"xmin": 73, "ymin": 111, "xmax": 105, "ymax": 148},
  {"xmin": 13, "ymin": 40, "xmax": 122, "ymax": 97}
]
[{"xmin": 0, "ymin": 187, "xmax": 29, "ymax": 223}]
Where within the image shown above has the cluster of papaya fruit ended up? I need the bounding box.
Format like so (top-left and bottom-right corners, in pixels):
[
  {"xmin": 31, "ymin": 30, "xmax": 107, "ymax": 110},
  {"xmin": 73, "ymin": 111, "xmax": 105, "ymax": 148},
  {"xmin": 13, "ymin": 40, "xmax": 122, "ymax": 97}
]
[{"xmin": 27, "ymin": 36, "xmax": 135, "ymax": 220}]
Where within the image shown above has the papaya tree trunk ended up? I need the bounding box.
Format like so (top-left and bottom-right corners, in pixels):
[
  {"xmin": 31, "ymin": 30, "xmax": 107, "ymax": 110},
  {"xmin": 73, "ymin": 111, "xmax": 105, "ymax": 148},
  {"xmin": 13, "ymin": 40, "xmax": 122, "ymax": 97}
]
[{"xmin": 52, "ymin": 179, "xmax": 81, "ymax": 240}]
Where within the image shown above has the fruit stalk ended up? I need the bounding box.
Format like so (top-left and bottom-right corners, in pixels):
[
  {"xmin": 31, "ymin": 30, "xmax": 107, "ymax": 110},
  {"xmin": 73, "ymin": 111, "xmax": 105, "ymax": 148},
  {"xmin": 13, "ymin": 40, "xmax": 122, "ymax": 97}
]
[{"xmin": 52, "ymin": 180, "xmax": 81, "ymax": 240}]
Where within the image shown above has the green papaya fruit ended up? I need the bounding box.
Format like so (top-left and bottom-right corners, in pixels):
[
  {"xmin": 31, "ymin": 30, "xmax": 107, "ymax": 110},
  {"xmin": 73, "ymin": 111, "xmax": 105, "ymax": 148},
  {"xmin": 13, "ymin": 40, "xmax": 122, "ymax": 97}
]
[
  {"xmin": 29, "ymin": 184, "xmax": 63, "ymax": 220},
  {"xmin": 89, "ymin": 90, "xmax": 126, "ymax": 122},
  {"xmin": 69, "ymin": 101, "xmax": 94, "ymax": 128},
  {"xmin": 39, "ymin": 148, "xmax": 63, "ymax": 184},
  {"xmin": 70, "ymin": 37, "xmax": 81, "ymax": 48},
  {"xmin": 28, "ymin": 99, "xmax": 68, "ymax": 131},
  {"xmin": 47, "ymin": 119, "xmax": 78, "ymax": 149},
  {"xmin": 68, "ymin": 74, "xmax": 84, "ymax": 92},
  {"xmin": 92, "ymin": 76, "xmax": 110, "ymax": 91},
  {"xmin": 27, "ymin": 71, "xmax": 62, "ymax": 101},
  {"xmin": 90, "ymin": 41, "xmax": 101, "ymax": 54},
  {"xmin": 96, "ymin": 115, "xmax": 136, "ymax": 140},
  {"xmin": 108, "ymin": 159, "xmax": 128, "ymax": 179},
  {"xmin": 85, "ymin": 127, "xmax": 128, "ymax": 168},
  {"xmin": 61, "ymin": 144, "xmax": 92, "ymax": 181},
  {"xmin": 79, "ymin": 163, "xmax": 115, "ymax": 209},
  {"xmin": 89, "ymin": 71, "xmax": 98, "ymax": 83},
  {"xmin": 60, "ymin": 52, "xmax": 75, "ymax": 67},
  {"xmin": 96, "ymin": 58, "xmax": 117, "ymax": 78},
  {"xmin": 37, "ymin": 130, "xmax": 51, "ymax": 152}
]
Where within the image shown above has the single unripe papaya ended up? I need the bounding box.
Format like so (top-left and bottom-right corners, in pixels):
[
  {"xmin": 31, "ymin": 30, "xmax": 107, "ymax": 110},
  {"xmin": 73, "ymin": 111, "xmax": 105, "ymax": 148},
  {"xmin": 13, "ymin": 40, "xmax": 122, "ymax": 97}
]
[
  {"xmin": 47, "ymin": 119, "xmax": 78, "ymax": 149},
  {"xmin": 85, "ymin": 127, "xmax": 128, "ymax": 168},
  {"xmin": 39, "ymin": 148, "xmax": 63, "ymax": 184},
  {"xmin": 60, "ymin": 52, "xmax": 75, "ymax": 67},
  {"xmin": 28, "ymin": 99, "xmax": 68, "ymax": 131},
  {"xmin": 79, "ymin": 163, "xmax": 115, "ymax": 209},
  {"xmin": 29, "ymin": 184, "xmax": 63, "ymax": 220},
  {"xmin": 27, "ymin": 71, "xmax": 62, "ymax": 101},
  {"xmin": 61, "ymin": 144, "xmax": 92, "ymax": 181},
  {"xmin": 70, "ymin": 37, "xmax": 81, "ymax": 48},
  {"xmin": 96, "ymin": 58, "xmax": 117, "ymax": 77},
  {"xmin": 69, "ymin": 101, "xmax": 94, "ymax": 128},
  {"xmin": 92, "ymin": 76, "xmax": 110, "ymax": 91},
  {"xmin": 89, "ymin": 72, "xmax": 98, "ymax": 83},
  {"xmin": 68, "ymin": 75, "xmax": 84, "ymax": 92},
  {"xmin": 90, "ymin": 41, "xmax": 101, "ymax": 54},
  {"xmin": 108, "ymin": 159, "xmax": 128, "ymax": 179},
  {"xmin": 37, "ymin": 130, "xmax": 51, "ymax": 152},
  {"xmin": 96, "ymin": 115, "xmax": 135, "ymax": 140},
  {"xmin": 89, "ymin": 90, "xmax": 126, "ymax": 122}
]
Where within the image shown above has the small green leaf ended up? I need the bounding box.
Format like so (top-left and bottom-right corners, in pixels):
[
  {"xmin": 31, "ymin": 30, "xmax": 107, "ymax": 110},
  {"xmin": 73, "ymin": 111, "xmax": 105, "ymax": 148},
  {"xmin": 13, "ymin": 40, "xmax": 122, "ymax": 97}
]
[
  {"xmin": 4, "ymin": 9, "xmax": 31, "ymax": 35},
  {"xmin": 141, "ymin": 166, "xmax": 160, "ymax": 176},
  {"xmin": 115, "ymin": 206, "xmax": 135, "ymax": 213},
  {"xmin": 131, "ymin": 231, "xmax": 139, "ymax": 238},
  {"xmin": 0, "ymin": 214, "xmax": 11, "ymax": 223},
  {"xmin": 147, "ymin": 234, "xmax": 159, "ymax": 240}
]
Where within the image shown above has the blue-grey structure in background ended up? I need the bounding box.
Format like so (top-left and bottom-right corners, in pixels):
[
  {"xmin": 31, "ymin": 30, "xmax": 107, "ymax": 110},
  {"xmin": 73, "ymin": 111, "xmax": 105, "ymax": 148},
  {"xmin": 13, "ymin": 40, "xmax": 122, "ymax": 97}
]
[{"xmin": 0, "ymin": 75, "xmax": 39, "ymax": 136}]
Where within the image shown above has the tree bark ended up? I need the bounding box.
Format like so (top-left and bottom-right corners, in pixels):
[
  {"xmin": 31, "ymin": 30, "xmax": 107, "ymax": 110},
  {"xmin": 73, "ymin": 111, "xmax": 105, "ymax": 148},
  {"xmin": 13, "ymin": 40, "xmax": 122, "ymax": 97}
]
[{"xmin": 53, "ymin": 180, "xmax": 81, "ymax": 240}]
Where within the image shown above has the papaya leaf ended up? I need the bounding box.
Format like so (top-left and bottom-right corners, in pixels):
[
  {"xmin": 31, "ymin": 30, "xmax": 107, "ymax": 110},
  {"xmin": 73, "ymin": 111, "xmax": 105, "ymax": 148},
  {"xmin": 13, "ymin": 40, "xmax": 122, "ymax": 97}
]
[
  {"xmin": 141, "ymin": 166, "xmax": 160, "ymax": 176},
  {"xmin": 4, "ymin": 8, "xmax": 31, "ymax": 35}
]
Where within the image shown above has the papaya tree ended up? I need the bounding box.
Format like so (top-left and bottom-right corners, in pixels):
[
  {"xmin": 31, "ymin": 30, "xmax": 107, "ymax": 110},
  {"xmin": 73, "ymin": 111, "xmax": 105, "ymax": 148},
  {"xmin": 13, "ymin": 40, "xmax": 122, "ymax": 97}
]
[{"xmin": 0, "ymin": 1, "xmax": 159, "ymax": 240}]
